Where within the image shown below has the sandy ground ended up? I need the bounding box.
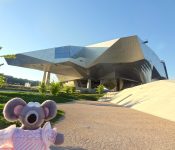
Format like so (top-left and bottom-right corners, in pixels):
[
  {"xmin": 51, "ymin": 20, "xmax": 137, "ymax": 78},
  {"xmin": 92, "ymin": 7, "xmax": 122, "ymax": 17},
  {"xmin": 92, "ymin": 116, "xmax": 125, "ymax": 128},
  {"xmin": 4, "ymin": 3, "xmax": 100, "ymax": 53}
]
[
  {"xmin": 51, "ymin": 101, "xmax": 175, "ymax": 150},
  {"xmin": 111, "ymin": 80, "xmax": 175, "ymax": 122}
]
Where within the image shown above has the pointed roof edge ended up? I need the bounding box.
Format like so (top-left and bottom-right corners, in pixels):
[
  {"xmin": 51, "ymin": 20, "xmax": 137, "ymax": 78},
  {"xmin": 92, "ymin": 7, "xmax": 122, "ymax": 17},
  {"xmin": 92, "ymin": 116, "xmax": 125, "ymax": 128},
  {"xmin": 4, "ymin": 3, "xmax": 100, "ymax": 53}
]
[{"xmin": 86, "ymin": 35, "xmax": 138, "ymax": 48}]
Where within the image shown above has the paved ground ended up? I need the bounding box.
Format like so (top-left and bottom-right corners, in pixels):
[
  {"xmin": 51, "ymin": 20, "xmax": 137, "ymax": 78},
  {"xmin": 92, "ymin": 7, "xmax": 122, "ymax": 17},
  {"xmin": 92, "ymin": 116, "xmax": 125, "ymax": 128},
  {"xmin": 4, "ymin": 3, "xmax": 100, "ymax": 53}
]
[{"xmin": 51, "ymin": 101, "xmax": 175, "ymax": 150}]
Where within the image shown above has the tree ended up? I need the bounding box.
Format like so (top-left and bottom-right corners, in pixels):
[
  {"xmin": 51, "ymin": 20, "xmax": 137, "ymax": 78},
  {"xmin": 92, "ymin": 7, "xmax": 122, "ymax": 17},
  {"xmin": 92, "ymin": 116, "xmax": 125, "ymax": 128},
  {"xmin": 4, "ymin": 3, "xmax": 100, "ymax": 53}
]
[
  {"xmin": 0, "ymin": 75, "xmax": 6, "ymax": 87},
  {"xmin": 38, "ymin": 82, "xmax": 47, "ymax": 96},
  {"xmin": 63, "ymin": 86, "xmax": 75, "ymax": 94},
  {"xmin": 49, "ymin": 82, "xmax": 63, "ymax": 96},
  {"xmin": 70, "ymin": 86, "xmax": 76, "ymax": 93},
  {"xmin": 0, "ymin": 46, "xmax": 16, "ymax": 87},
  {"xmin": 96, "ymin": 84, "xmax": 104, "ymax": 94},
  {"xmin": 0, "ymin": 46, "xmax": 16, "ymax": 66}
]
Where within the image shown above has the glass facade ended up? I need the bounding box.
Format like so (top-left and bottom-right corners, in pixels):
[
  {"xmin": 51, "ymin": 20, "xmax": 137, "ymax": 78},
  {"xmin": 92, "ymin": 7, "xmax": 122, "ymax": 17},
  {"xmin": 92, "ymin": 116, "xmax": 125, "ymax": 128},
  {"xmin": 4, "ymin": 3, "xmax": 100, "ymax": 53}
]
[
  {"xmin": 55, "ymin": 46, "xmax": 83, "ymax": 59},
  {"xmin": 55, "ymin": 47, "xmax": 70, "ymax": 58}
]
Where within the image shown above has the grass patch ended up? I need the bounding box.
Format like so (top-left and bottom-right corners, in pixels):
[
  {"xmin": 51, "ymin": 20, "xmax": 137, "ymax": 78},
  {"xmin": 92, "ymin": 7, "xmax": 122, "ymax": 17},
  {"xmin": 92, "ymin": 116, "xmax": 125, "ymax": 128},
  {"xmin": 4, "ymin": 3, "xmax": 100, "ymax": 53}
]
[
  {"xmin": 0, "ymin": 91, "xmax": 75, "ymax": 104},
  {"xmin": 0, "ymin": 104, "xmax": 64, "ymax": 129},
  {"xmin": 0, "ymin": 91, "xmax": 104, "ymax": 104}
]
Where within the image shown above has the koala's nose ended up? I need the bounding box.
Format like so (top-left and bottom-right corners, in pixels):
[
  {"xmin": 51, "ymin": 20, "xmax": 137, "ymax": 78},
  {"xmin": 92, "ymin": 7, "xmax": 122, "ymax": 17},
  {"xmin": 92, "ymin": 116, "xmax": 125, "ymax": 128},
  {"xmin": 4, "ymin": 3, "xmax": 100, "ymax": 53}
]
[
  {"xmin": 27, "ymin": 114, "xmax": 37, "ymax": 124},
  {"xmin": 26, "ymin": 111, "xmax": 38, "ymax": 124}
]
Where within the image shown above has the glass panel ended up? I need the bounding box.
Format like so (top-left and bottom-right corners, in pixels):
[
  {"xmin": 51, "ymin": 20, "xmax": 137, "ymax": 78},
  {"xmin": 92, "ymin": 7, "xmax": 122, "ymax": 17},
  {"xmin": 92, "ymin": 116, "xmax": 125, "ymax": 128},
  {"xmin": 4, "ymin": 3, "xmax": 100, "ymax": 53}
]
[
  {"xmin": 55, "ymin": 47, "xmax": 70, "ymax": 58},
  {"xmin": 70, "ymin": 46, "xmax": 83, "ymax": 58},
  {"xmin": 55, "ymin": 46, "xmax": 83, "ymax": 59}
]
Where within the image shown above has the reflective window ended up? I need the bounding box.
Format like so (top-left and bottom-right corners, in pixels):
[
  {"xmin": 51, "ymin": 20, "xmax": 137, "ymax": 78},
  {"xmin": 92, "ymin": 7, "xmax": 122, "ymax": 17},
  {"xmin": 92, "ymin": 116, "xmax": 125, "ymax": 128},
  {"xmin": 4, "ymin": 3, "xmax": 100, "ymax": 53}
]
[
  {"xmin": 55, "ymin": 46, "xmax": 83, "ymax": 59},
  {"xmin": 70, "ymin": 46, "xmax": 83, "ymax": 58},
  {"xmin": 55, "ymin": 47, "xmax": 70, "ymax": 58}
]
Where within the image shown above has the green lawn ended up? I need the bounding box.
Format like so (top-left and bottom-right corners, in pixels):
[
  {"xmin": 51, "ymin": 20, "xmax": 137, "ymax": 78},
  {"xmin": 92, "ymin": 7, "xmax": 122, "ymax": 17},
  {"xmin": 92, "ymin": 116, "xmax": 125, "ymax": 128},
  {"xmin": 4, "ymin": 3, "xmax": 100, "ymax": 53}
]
[
  {"xmin": 0, "ymin": 91, "xmax": 74, "ymax": 104},
  {"xmin": 0, "ymin": 91, "xmax": 103, "ymax": 104}
]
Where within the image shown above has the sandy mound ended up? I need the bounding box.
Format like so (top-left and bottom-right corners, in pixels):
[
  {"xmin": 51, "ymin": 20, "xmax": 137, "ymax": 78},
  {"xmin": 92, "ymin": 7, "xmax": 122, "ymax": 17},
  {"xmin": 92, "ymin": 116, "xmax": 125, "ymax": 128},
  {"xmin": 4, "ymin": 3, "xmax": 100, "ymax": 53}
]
[{"xmin": 111, "ymin": 80, "xmax": 175, "ymax": 122}]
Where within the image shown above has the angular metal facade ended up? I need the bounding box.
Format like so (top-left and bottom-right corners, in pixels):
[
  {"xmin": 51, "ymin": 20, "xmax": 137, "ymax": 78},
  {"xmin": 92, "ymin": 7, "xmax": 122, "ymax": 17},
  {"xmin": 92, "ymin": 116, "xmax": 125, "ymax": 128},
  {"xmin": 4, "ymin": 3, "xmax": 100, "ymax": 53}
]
[{"xmin": 5, "ymin": 35, "xmax": 168, "ymax": 90}]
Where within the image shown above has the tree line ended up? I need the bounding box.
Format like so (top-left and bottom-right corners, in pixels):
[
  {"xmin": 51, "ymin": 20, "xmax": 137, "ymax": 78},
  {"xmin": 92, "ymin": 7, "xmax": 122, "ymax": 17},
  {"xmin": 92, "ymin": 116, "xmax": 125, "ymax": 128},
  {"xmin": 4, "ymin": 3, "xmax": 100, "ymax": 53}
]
[{"xmin": 4, "ymin": 75, "xmax": 40, "ymax": 86}]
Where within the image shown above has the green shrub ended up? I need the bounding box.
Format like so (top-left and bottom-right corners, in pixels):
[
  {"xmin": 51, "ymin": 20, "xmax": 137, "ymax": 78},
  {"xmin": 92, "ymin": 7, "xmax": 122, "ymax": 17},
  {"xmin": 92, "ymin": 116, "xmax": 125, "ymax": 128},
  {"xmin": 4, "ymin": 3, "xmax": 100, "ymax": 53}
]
[
  {"xmin": 50, "ymin": 82, "xmax": 58, "ymax": 96},
  {"xmin": 0, "ymin": 91, "xmax": 74, "ymax": 104},
  {"xmin": 38, "ymin": 82, "xmax": 47, "ymax": 96},
  {"xmin": 96, "ymin": 84, "xmax": 104, "ymax": 94},
  {"xmin": 75, "ymin": 93, "xmax": 104, "ymax": 101},
  {"xmin": 58, "ymin": 82, "xmax": 63, "ymax": 92},
  {"xmin": 63, "ymin": 86, "xmax": 75, "ymax": 94},
  {"xmin": 0, "ymin": 75, "xmax": 6, "ymax": 88},
  {"xmin": 0, "ymin": 91, "xmax": 104, "ymax": 105},
  {"xmin": 69, "ymin": 86, "xmax": 76, "ymax": 93},
  {"xmin": 63, "ymin": 86, "xmax": 71, "ymax": 93},
  {"xmin": 49, "ymin": 82, "xmax": 63, "ymax": 96}
]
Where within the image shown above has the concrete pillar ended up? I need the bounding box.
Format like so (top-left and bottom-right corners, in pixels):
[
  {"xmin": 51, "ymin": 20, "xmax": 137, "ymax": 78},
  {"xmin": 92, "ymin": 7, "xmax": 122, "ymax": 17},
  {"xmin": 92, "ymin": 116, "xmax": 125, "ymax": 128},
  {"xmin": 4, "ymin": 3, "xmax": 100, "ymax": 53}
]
[
  {"xmin": 119, "ymin": 79, "xmax": 124, "ymax": 90},
  {"xmin": 74, "ymin": 80, "xmax": 79, "ymax": 90},
  {"xmin": 42, "ymin": 71, "xmax": 47, "ymax": 83},
  {"xmin": 116, "ymin": 79, "xmax": 120, "ymax": 91},
  {"xmin": 45, "ymin": 72, "xmax": 50, "ymax": 85},
  {"xmin": 87, "ymin": 79, "xmax": 91, "ymax": 89}
]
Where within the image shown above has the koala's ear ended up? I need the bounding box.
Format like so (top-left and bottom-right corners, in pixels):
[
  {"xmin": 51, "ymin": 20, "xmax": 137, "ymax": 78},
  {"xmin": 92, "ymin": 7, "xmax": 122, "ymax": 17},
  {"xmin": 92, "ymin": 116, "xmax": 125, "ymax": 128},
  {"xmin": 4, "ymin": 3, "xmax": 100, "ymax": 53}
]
[
  {"xmin": 3, "ymin": 98, "xmax": 26, "ymax": 122},
  {"xmin": 41, "ymin": 100, "xmax": 57, "ymax": 121}
]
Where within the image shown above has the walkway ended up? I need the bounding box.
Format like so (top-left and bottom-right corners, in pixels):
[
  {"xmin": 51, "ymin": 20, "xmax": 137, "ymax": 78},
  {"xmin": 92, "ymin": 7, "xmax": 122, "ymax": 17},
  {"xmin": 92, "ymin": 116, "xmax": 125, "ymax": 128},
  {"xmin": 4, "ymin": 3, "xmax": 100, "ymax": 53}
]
[{"xmin": 51, "ymin": 101, "xmax": 175, "ymax": 150}]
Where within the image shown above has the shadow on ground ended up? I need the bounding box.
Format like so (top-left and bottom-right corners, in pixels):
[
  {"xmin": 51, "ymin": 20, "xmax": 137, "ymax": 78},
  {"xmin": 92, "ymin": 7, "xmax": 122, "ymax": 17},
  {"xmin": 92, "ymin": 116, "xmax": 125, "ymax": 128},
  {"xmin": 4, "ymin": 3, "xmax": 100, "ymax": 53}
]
[{"xmin": 51, "ymin": 146, "xmax": 87, "ymax": 150}]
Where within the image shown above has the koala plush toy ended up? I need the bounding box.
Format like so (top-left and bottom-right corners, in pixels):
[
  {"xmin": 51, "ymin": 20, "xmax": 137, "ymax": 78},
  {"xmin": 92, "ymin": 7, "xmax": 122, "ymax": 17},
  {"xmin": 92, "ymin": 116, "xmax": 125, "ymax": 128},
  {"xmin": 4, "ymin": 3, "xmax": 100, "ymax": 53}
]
[{"xmin": 0, "ymin": 98, "xmax": 64, "ymax": 150}]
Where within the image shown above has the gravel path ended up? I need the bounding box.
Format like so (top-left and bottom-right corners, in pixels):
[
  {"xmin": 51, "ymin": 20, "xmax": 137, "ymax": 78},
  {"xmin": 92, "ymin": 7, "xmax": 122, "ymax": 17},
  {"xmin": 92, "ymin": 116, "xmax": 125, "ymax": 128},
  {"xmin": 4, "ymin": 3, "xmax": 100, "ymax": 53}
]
[{"xmin": 51, "ymin": 101, "xmax": 175, "ymax": 150}]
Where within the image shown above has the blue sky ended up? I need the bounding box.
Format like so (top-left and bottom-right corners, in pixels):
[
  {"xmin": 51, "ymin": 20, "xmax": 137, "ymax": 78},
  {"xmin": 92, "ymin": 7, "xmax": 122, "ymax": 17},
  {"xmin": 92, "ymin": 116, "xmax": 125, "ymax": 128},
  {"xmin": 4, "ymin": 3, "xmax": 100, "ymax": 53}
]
[{"xmin": 0, "ymin": 0, "xmax": 175, "ymax": 81}]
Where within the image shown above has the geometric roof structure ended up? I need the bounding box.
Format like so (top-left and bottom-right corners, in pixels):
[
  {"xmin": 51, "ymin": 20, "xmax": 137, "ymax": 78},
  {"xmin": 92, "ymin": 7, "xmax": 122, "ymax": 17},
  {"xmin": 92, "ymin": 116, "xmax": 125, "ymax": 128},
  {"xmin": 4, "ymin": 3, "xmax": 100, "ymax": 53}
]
[{"xmin": 5, "ymin": 35, "xmax": 168, "ymax": 87}]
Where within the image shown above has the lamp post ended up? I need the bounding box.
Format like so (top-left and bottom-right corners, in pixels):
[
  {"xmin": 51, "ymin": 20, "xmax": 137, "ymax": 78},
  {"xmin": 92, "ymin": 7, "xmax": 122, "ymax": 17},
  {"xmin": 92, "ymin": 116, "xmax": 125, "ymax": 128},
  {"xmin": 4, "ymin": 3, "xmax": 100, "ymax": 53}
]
[{"xmin": 143, "ymin": 40, "xmax": 148, "ymax": 44}]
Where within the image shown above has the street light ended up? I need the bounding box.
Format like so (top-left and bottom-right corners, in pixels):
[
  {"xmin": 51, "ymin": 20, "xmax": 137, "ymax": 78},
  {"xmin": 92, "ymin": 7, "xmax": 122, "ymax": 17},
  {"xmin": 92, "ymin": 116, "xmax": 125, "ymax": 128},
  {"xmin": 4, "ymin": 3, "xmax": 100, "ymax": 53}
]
[{"xmin": 143, "ymin": 40, "xmax": 148, "ymax": 44}]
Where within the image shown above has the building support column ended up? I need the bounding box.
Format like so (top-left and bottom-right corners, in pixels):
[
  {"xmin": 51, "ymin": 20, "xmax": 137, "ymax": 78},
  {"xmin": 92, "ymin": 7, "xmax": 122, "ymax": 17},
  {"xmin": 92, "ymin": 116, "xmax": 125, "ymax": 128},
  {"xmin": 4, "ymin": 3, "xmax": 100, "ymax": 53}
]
[
  {"xmin": 87, "ymin": 79, "xmax": 91, "ymax": 89},
  {"xmin": 119, "ymin": 79, "xmax": 124, "ymax": 90},
  {"xmin": 74, "ymin": 80, "xmax": 79, "ymax": 90},
  {"xmin": 45, "ymin": 72, "xmax": 50, "ymax": 85},
  {"xmin": 42, "ymin": 71, "xmax": 47, "ymax": 83},
  {"xmin": 115, "ymin": 78, "xmax": 122, "ymax": 91},
  {"xmin": 116, "ymin": 78, "xmax": 120, "ymax": 91}
]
